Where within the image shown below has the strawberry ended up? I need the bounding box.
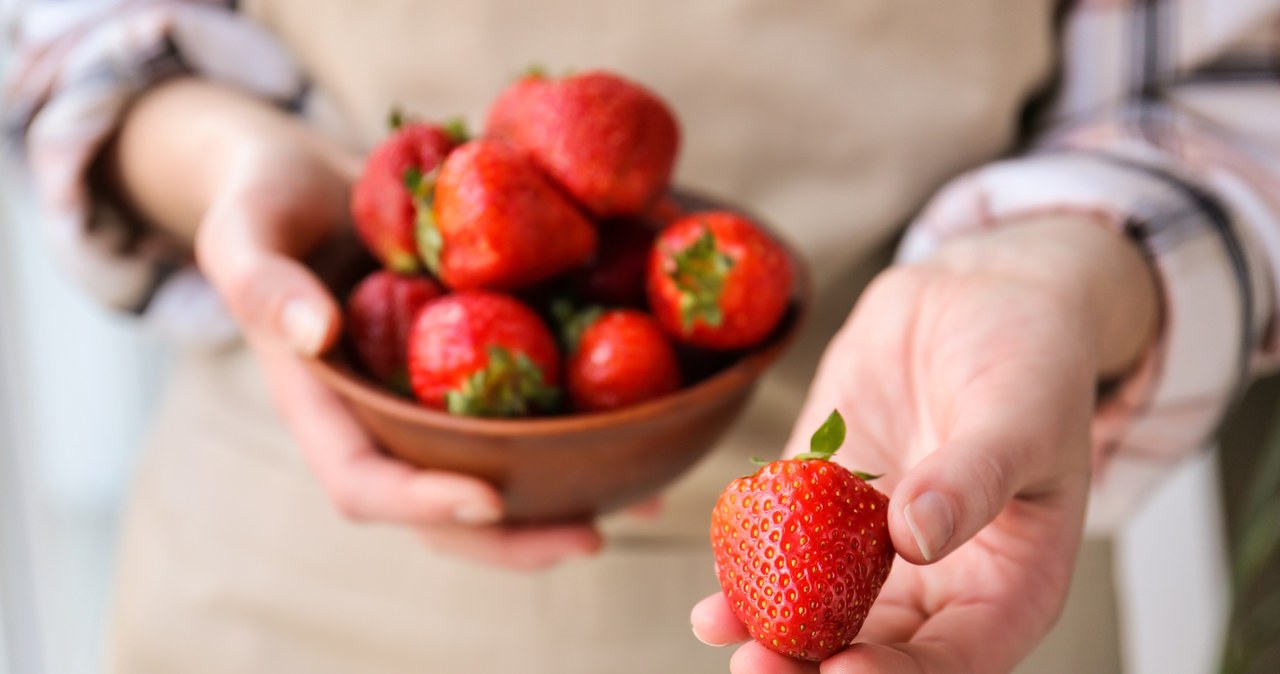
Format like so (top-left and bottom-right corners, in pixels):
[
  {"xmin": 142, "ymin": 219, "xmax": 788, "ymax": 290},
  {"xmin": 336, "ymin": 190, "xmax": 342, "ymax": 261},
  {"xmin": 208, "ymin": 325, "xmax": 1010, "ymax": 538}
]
[
  {"xmin": 350, "ymin": 112, "xmax": 467, "ymax": 272},
  {"xmin": 648, "ymin": 211, "xmax": 793, "ymax": 350},
  {"xmin": 345, "ymin": 270, "xmax": 445, "ymax": 392},
  {"xmin": 710, "ymin": 410, "xmax": 894, "ymax": 661},
  {"xmin": 563, "ymin": 308, "xmax": 680, "ymax": 412},
  {"xmin": 425, "ymin": 139, "xmax": 598, "ymax": 291},
  {"xmin": 485, "ymin": 70, "xmax": 680, "ymax": 218},
  {"xmin": 407, "ymin": 291, "xmax": 560, "ymax": 417},
  {"xmin": 572, "ymin": 217, "xmax": 655, "ymax": 306}
]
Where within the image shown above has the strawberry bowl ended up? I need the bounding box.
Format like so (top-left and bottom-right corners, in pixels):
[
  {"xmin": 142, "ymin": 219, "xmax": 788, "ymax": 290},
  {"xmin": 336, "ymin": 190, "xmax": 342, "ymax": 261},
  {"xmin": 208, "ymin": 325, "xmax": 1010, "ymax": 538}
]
[{"xmin": 304, "ymin": 192, "xmax": 811, "ymax": 523}]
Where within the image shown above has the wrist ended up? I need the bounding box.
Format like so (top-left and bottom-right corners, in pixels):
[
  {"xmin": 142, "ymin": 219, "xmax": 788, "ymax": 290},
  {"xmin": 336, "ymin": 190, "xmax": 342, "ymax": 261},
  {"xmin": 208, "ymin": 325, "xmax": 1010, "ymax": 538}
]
[{"xmin": 922, "ymin": 215, "xmax": 1160, "ymax": 379}]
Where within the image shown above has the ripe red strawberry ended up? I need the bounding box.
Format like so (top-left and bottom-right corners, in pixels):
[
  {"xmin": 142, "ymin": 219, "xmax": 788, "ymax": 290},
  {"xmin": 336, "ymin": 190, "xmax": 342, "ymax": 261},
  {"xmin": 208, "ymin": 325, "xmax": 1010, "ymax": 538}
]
[
  {"xmin": 572, "ymin": 217, "xmax": 655, "ymax": 306},
  {"xmin": 564, "ymin": 308, "xmax": 680, "ymax": 412},
  {"xmin": 648, "ymin": 211, "xmax": 793, "ymax": 350},
  {"xmin": 485, "ymin": 70, "xmax": 680, "ymax": 218},
  {"xmin": 350, "ymin": 113, "xmax": 467, "ymax": 272},
  {"xmin": 711, "ymin": 410, "xmax": 894, "ymax": 661},
  {"xmin": 345, "ymin": 270, "xmax": 445, "ymax": 392},
  {"xmin": 426, "ymin": 139, "xmax": 598, "ymax": 291},
  {"xmin": 407, "ymin": 291, "xmax": 560, "ymax": 417}
]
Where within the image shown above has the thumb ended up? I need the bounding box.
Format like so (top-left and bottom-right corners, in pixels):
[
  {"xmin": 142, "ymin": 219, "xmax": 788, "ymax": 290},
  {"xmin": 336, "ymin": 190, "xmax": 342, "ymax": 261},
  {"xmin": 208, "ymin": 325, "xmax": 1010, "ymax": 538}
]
[
  {"xmin": 196, "ymin": 207, "xmax": 342, "ymax": 356},
  {"xmin": 888, "ymin": 434, "xmax": 1029, "ymax": 565}
]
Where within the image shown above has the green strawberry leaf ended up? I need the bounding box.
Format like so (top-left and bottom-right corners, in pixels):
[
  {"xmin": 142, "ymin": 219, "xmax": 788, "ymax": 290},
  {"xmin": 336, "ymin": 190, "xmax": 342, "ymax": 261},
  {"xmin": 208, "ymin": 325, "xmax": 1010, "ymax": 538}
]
[
  {"xmin": 410, "ymin": 169, "xmax": 442, "ymax": 276},
  {"xmin": 794, "ymin": 409, "xmax": 846, "ymax": 461},
  {"xmin": 403, "ymin": 166, "xmax": 424, "ymax": 191},
  {"xmin": 442, "ymin": 117, "xmax": 471, "ymax": 145},
  {"xmin": 444, "ymin": 346, "xmax": 559, "ymax": 417},
  {"xmin": 665, "ymin": 224, "xmax": 735, "ymax": 332}
]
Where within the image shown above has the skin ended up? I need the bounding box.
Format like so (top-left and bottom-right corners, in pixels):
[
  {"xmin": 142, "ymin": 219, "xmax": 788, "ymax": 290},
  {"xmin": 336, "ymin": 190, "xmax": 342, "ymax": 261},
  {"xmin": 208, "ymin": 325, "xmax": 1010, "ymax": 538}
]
[
  {"xmin": 106, "ymin": 79, "xmax": 1160, "ymax": 667},
  {"xmin": 105, "ymin": 79, "xmax": 601, "ymax": 569},
  {"xmin": 691, "ymin": 218, "xmax": 1159, "ymax": 672}
]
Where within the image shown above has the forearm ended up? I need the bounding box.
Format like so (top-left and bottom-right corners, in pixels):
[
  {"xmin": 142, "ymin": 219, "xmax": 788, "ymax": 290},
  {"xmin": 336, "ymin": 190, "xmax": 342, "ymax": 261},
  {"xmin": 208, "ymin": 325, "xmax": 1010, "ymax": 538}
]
[
  {"xmin": 921, "ymin": 216, "xmax": 1160, "ymax": 380},
  {"xmin": 101, "ymin": 78, "xmax": 358, "ymax": 245}
]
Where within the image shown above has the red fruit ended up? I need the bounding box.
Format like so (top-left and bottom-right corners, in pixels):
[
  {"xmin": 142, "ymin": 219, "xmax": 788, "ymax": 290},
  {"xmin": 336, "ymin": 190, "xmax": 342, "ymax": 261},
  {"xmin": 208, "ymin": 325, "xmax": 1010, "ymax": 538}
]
[
  {"xmin": 486, "ymin": 70, "xmax": 680, "ymax": 218},
  {"xmin": 565, "ymin": 309, "xmax": 680, "ymax": 412},
  {"xmin": 648, "ymin": 211, "xmax": 793, "ymax": 350},
  {"xmin": 351, "ymin": 115, "xmax": 466, "ymax": 272},
  {"xmin": 407, "ymin": 291, "xmax": 560, "ymax": 417},
  {"xmin": 428, "ymin": 140, "xmax": 598, "ymax": 291},
  {"xmin": 345, "ymin": 271, "xmax": 444, "ymax": 391},
  {"xmin": 573, "ymin": 218, "xmax": 655, "ymax": 306},
  {"xmin": 711, "ymin": 411, "xmax": 894, "ymax": 661}
]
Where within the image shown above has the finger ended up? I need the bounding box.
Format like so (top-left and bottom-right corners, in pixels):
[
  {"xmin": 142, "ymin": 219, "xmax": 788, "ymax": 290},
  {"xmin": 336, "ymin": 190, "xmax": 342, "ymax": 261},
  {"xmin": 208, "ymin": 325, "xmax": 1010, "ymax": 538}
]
[
  {"xmin": 418, "ymin": 522, "xmax": 603, "ymax": 571},
  {"xmin": 691, "ymin": 593, "xmax": 751, "ymax": 647},
  {"xmin": 851, "ymin": 597, "xmax": 926, "ymax": 645},
  {"xmin": 822, "ymin": 604, "xmax": 1034, "ymax": 674},
  {"xmin": 730, "ymin": 641, "xmax": 820, "ymax": 674},
  {"xmin": 624, "ymin": 496, "xmax": 664, "ymax": 520},
  {"xmin": 256, "ymin": 340, "xmax": 504, "ymax": 525},
  {"xmin": 888, "ymin": 363, "xmax": 1087, "ymax": 564},
  {"xmin": 196, "ymin": 201, "xmax": 341, "ymax": 356}
]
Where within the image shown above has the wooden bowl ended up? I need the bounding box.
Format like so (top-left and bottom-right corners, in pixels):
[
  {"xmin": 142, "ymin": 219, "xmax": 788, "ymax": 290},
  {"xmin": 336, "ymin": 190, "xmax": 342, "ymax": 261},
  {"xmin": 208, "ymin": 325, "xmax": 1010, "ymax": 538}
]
[{"xmin": 305, "ymin": 192, "xmax": 811, "ymax": 523}]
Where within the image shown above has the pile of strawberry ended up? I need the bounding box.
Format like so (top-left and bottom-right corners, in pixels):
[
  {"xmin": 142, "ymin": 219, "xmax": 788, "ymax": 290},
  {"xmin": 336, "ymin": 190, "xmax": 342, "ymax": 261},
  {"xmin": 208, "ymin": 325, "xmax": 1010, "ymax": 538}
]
[{"xmin": 344, "ymin": 70, "xmax": 795, "ymax": 417}]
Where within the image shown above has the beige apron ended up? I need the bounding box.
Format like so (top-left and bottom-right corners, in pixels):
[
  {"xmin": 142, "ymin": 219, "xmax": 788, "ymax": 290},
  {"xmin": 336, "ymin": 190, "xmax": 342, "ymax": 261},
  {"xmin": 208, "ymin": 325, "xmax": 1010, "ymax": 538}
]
[{"xmin": 103, "ymin": 1, "xmax": 1118, "ymax": 672}]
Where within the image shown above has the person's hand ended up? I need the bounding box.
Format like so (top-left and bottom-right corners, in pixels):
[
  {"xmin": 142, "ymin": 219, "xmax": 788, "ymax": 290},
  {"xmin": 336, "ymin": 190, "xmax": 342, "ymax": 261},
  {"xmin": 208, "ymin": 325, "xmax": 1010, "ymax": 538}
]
[
  {"xmin": 691, "ymin": 216, "xmax": 1159, "ymax": 672},
  {"xmin": 111, "ymin": 80, "xmax": 602, "ymax": 569}
]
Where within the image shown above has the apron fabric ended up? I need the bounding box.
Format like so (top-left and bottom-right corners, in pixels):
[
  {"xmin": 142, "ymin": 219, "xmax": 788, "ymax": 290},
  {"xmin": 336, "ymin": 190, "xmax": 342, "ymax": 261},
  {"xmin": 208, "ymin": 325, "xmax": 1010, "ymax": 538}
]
[{"xmin": 102, "ymin": 1, "xmax": 1094, "ymax": 672}]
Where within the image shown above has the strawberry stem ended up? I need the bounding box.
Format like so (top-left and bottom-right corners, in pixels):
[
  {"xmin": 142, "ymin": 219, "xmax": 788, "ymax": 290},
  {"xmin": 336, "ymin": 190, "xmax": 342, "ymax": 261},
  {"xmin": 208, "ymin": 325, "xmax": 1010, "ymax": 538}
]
[
  {"xmin": 793, "ymin": 410, "xmax": 846, "ymax": 461},
  {"xmin": 665, "ymin": 224, "xmax": 735, "ymax": 331},
  {"xmin": 388, "ymin": 107, "xmax": 406, "ymax": 131}
]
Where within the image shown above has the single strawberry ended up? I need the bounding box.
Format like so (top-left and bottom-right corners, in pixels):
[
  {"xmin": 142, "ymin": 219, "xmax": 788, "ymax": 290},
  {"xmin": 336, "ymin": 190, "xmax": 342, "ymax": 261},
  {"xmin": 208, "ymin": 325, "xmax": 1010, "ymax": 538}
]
[
  {"xmin": 407, "ymin": 291, "xmax": 560, "ymax": 417},
  {"xmin": 572, "ymin": 217, "xmax": 655, "ymax": 306},
  {"xmin": 425, "ymin": 139, "xmax": 598, "ymax": 291},
  {"xmin": 345, "ymin": 270, "xmax": 445, "ymax": 392},
  {"xmin": 350, "ymin": 112, "xmax": 468, "ymax": 272},
  {"xmin": 562, "ymin": 308, "xmax": 680, "ymax": 412},
  {"xmin": 485, "ymin": 70, "xmax": 680, "ymax": 218},
  {"xmin": 648, "ymin": 211, "xmax": 793, "ymax": 350},
  {"xmin": 711, "ymin": 410, "xmax": 894, "ymax": 661}
]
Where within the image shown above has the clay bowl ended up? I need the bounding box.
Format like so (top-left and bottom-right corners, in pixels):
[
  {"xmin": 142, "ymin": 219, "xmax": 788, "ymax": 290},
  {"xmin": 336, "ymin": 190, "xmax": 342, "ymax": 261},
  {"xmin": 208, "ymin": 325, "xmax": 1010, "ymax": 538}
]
[{"xmin": 305, "ymin": 191, "xmax": 811, "ymax": 523}]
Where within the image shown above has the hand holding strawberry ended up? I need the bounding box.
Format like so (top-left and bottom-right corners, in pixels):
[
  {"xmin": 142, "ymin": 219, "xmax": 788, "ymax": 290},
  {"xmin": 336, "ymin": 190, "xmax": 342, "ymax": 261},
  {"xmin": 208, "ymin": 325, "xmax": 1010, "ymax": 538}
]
[{"xmin": 691, "ymin": 215, "xmax": 1163, "ymax": 672}]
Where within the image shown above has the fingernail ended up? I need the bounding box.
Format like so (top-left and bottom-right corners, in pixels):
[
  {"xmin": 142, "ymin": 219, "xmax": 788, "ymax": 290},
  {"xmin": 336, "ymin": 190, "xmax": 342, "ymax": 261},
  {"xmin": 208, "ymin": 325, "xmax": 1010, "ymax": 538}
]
[
  {"xmin": 691, "ymin": 626, "xmax": 727, "ymax": 648},
  {"xmin": 904, "ymin": 491, "xmax": 954, "ymax": 562},
  {"xmin": 453, "ymin": 503, "xmax": 501, "ymax": 525},
  {"xmin": 280, "ymin": 299, "xmax": 327, "ymax": 356}
]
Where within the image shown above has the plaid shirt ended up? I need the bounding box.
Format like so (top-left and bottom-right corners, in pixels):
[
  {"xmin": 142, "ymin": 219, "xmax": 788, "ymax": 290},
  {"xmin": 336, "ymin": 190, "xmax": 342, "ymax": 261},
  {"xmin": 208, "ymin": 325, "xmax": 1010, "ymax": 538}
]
[{"xmin": 4, "ymin": 0, "xmax": 1280, "ymax": 522}]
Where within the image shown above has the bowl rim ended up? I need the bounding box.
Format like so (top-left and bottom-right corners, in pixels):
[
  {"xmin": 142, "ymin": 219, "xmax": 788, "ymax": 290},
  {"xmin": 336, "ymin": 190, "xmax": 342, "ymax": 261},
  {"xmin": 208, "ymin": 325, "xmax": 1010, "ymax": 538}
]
[{"xmin": 304, "ymin": 190, "xmax": 814, "ymax": 437}]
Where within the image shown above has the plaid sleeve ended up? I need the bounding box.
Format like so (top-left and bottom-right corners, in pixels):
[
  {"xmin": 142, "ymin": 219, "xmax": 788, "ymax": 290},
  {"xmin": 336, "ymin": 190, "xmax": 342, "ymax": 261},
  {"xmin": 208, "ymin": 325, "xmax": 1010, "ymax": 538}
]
[
  {"xmin": 897, "ymin": 0, "xmax": 1280, "ymax": 528},
  {"xmin": 2, "ymin": 0, "xmax": 306, "ymax": 344}
]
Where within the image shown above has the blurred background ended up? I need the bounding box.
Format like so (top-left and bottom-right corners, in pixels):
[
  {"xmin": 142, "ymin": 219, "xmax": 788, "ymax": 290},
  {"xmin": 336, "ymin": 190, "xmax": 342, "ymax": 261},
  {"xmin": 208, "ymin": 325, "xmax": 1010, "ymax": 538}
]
[{"xmin": 1, "ymin": 27, "xmax": 1278, "ymax": 674}]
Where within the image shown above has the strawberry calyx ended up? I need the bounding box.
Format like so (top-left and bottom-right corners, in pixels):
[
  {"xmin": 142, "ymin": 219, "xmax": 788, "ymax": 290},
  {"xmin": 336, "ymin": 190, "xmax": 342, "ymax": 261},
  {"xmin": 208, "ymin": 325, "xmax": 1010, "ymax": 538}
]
[
  {"xmin": 444, "ymin": 345, "xmax": 559, "ymax": 417},
  {"xmin": 664, "ymin": 225, "xmax": 735, "ymax": 331},
  {"xmin": 784, "ymin": 410, "xmax": 883, "ymax": 480},
  {"xmin": 441, "ymin": 117, "xmax": 471, "ymax": 146},
  {"xmin": 403, "ymin": 166, "xmax": 444, "ymax": 276},
  {"xmin": 550, "ymin": 299, "xmax": 604, "ymax": 353}
]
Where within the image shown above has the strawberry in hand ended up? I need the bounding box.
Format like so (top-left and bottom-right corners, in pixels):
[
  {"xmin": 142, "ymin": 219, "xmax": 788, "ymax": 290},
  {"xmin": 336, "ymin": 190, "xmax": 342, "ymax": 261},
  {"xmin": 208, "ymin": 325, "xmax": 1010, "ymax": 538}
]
[
  {"xmin": 345, "ymin": 270, "xmax": 444, "ymax": 392},
  {"xmin": 408, "ymin": 291, "xmax": 561, "ymax": 417},
  {"xmin": 350, "ymin": 112, "xmax": 467, "ymax": 272},
  {"xmin": 562, "ymin": 307, "xmax": 681, "ymax": 412},
  {"xmin": 486, "ymin": 70, "xmax": 680, "ymax": 218},
  {"xmin": 711, "ymin": 410, "xmax": 895, "ymax": 661},
  {"xmin": 426, "ymin": 139, "xmax": 598, "ymax": 291},
  {"xmin": 648, "ymin": 211, "xmax": 793, "ymax": 350}
]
